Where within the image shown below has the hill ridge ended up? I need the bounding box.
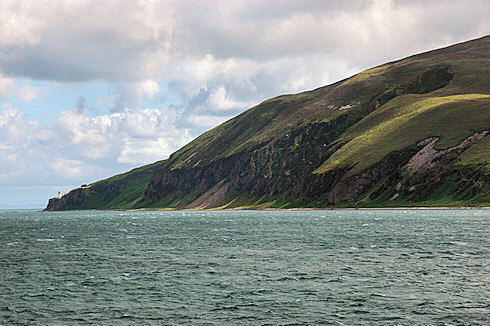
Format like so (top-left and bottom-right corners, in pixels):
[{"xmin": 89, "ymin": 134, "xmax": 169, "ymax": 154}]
[{"xmin": 45, "ymin": 35, "xmax": 490, "ymax": 210}]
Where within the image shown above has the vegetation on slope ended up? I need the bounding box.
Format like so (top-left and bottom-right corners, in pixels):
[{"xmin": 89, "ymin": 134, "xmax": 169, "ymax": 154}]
[{"xmin": 314, "ymin": 94, "xmax": 490, "ymax": 175}]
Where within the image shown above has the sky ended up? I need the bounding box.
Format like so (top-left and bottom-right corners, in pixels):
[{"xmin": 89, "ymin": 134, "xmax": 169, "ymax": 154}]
[{"xmin": 0, "ymin": 0, "xmax": 489, "ymax": 209}]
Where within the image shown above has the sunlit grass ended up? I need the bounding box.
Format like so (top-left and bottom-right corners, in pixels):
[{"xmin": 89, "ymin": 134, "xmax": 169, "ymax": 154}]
[
  {"xmin": 314, "ymin": 94, "xmax": 490, "ymax": 175},
  {"xmin": 342, "ymin": 64, "xmax": 390, "ymax": 85}
]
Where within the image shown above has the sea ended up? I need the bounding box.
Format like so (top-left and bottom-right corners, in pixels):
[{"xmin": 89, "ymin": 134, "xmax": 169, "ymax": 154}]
[{"xmin": 0, "ymin": 209, "xmax": 488, "ymax": 325}]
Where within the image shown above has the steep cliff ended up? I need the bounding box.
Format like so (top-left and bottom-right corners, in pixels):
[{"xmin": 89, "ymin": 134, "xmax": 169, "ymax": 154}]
[{"xmin": 45, "ymin": 36, "xmax": 490, "ymax": 210}]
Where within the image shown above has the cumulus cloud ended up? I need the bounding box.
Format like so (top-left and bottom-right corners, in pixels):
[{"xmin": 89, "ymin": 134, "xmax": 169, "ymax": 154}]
[
  {"xmin": 0, "ymin": 104, "xmax": 192, "ymax": 187},
  {"xmin": 54, "ymin": 107, "xmax": 193, "ymax": 163},
  {"xmin": 0, "ymin": 1, "xmax": 43, "ymax": 47},
  {"xmin": 111, "ymin": 80, "xmax": 163, "ymax": 111},
  {"xmin": 0, "ymin": 73, "xmax": 40, "ymax": 101}
]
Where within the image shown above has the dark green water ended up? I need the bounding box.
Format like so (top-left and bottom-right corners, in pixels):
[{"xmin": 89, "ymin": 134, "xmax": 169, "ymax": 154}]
[{"xmin": 1, "ymin": 209, "xmax": 488, "ymax": 325}]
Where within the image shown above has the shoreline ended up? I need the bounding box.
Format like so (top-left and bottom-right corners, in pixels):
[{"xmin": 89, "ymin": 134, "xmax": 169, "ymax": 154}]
[
  {"xmin": 39, "ymin": 205, "xmax": 490, "ymax": 212},
  {"xmin": 118, "ymin": 206, "xmax": 490, "ymax": 212}
]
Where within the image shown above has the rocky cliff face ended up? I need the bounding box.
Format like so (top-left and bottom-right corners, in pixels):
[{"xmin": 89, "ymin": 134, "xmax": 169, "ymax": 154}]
[
  {"xmin": 143, "ymin": 115, "xmax": 354, "ymax": 208},
  {"xmin": 46, "ymin": 188, "xmax": 88, "ymax": 211}
]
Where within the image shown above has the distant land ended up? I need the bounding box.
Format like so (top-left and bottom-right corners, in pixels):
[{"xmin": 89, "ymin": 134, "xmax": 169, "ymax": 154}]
[{"xmin": 45, "ymin": 36, "xmax": 490, "ymax": 211}]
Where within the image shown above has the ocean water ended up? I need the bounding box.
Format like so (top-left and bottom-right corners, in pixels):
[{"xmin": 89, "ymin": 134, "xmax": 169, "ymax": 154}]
[{"xmin": 0, "ymin": 209, "xmax": 488, "ymax": 325}]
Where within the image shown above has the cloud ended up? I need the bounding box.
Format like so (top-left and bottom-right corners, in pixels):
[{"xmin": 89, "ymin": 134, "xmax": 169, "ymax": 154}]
[
  {"xmin": 75, "ymin": 96, "xmax": 87, "ymax": 113},
  {"xmin": 1, "ymin": 1, "xmax": 488, "ymax": 84},
  {"xmin": 0, "ymin": 1, "xmax": 43, "ymax": 47},
  {"xmin": 52, "ymin": 158, "xmax": 86, "ymax": 178},
  {"xmin": 0, "ymin": 73, "xmax": 40, "ymax": 101},
  {"xmin": 0, "ymin": 104, "xmax": 192, "ymax": 187},
  {"xmin": 0, "ymin": 0, "xmax": 177, "ymax": 81},
  {"xmin": 117, "ymin": 134, "xmax": 192, "ymax": 164},
  {"xmin": 1, "ymin": 1, "xmax": 488, "ymax": 120},
  {"xmin": 195, "ymin": 86, "xmax": 255, "ymax": 113},
  {"xmin": 111, "ymin": 80, "xmax": 163, "ymax": 111}
]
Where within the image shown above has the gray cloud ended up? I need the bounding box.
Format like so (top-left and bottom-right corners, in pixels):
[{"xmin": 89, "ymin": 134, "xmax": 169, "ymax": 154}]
[
  {"xmin": 0, "ymin": 1, "xmax": 488, "ymax": 117},
  {"xmin": 1, "ymin": 1, "xmax": 488, "ymax": 83}
]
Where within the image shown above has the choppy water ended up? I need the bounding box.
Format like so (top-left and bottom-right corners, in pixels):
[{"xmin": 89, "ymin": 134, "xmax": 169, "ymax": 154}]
[{"xmin": 1, "ymin": 209, "xmax": 489, "ymax": 325}]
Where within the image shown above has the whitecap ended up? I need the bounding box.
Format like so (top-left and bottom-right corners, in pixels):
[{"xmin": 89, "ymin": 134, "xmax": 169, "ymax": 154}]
[{"xmin": 370, "ymin": 293, "xmax": 386, "ymax": 297}]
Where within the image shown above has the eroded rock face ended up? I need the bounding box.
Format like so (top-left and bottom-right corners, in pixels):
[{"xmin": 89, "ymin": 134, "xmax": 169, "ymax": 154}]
[
  {"xmin": 326, "ymin": 151, "xmax": 414, "ymax": 205},
  {"xmin": 404, "ymin": 131, "xmax": 488, "ymax": 172},
  {"xmin": 46, "ymin": 125, "xmax": 488, "ymax": 210}
]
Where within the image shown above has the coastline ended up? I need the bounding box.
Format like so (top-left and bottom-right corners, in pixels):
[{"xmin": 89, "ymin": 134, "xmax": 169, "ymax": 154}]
[{"xmin": 119, "ymin": 206, "xmax": 490, "ymax": 212}]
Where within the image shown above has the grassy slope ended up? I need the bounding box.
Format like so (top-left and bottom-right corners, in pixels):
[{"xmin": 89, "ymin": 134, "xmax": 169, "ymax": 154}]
[
  {"xmin": 458, "ymin": 137, "xmax": 490, "ymax": 168},
  {"xmin": 314, "ymin": 94, "xmax": 490, "ymax": 175},
  {"xmin": 166, "ymin": 85, "xmax": 341, "ymax": 170},
  {"xmin": 57, "ymin": 163, "xmax": 158, "ymax": 210}
]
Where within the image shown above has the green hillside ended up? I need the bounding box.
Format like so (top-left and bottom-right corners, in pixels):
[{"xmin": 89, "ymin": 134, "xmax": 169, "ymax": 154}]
[{"xmin": 46, "ymin": 35, "xmax": 490, "ymax": 211}]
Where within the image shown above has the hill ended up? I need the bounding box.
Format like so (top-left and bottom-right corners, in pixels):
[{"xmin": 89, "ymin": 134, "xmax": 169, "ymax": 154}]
[{"xmin": 45, "ymin": 36, "xmax": 490, "ymax": 210}]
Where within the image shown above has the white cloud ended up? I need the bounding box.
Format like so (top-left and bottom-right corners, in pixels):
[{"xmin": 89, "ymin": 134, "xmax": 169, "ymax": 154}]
[
  {"xmin": 203, "ymin": 87, "xmax": 254, "ymax": 112},
  {"xmin": 54, "ymin": 107, "xmax": 193, "ymax": 162},
  {"xmin": 0, "ymin": 104, "xmax": 193, "ymax": 188},
  {"xmin": 1, "ymin": 1, "xmax": 488, "ymax": 120},
  {"xmin": 0, "ymin": 1, "xmax": 43, "ymax": 47},
  {"xmin": 52, "ymin": 158, "xmax": 85, "ymax": 178},
  {"xmin": 140, "ymin": 80, "xmax": 161, "ymax": 101},
  {"xmin": 0, "ymin": 74, "xmax": 40, "ymax": 101},
  {"xmin": 109, "ymin": 80, "xmax": 163, "ymax": 111},
  {"xmin": 0, "ymin": 104, "xmax": 36, "ymax": 137},
  {"xmin": 18, "ymin": 85, "xmax": 39, "ymax": 101},
  {"xmin": 1, "ymin": 1, "xmax": 487, "ymax": 85},
  {"xmin": 117, "ymin": 134, "xmax": 192, "ymax": 164}
]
